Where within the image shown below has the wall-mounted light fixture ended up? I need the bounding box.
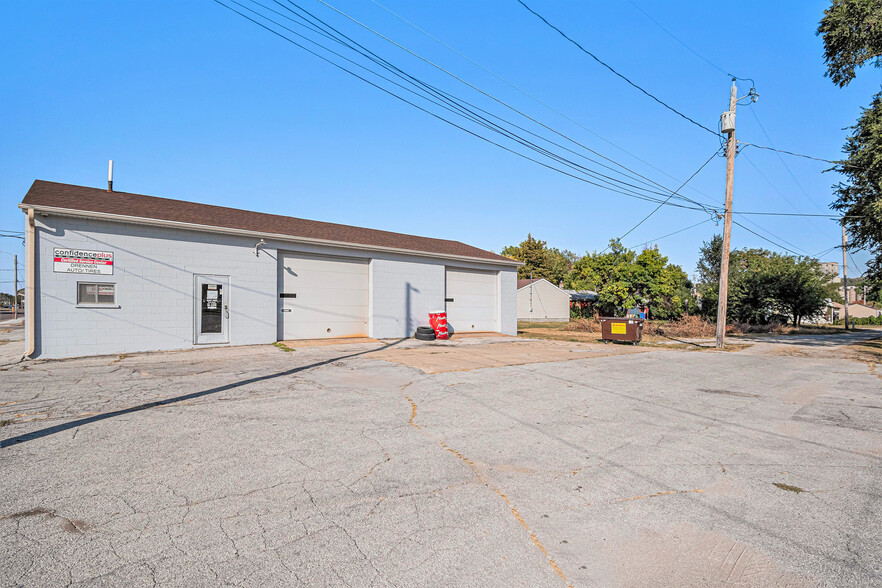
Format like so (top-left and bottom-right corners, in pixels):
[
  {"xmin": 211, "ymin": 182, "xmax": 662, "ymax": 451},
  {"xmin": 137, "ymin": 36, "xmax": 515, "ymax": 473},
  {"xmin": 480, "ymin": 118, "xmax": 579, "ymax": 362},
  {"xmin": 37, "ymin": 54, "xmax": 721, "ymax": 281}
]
[{"xmin": 253, "ymin": 239, "xmax": 267, "ymax": 257}]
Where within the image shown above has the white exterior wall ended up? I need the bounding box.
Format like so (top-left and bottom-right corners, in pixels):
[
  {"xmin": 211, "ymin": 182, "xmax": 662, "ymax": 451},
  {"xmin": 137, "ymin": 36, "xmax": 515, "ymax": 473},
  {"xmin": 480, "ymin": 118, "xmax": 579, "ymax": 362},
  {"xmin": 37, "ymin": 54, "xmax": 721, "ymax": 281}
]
[
  {"xmin": 498, "ymin": 268, "xmax": 517, "ymax": 335},
  {"xmin": 30, "ymin": 215, "xmax": 278, "ymax": 359},
  {"xmin": 517, "ymin": 280, "xmax": 571, "ymax": 322},
  {"xmin": 28, "ymin": 213, "xmax": 519, "ymax": 358}
]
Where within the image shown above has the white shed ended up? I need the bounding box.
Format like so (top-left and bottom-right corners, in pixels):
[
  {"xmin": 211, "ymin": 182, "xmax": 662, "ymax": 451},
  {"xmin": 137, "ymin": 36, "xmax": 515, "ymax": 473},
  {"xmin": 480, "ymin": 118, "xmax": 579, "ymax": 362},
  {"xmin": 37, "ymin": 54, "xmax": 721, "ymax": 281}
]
[{"xmin": 517, "ymin": 278, "xmax": 571, "ymax": 322}]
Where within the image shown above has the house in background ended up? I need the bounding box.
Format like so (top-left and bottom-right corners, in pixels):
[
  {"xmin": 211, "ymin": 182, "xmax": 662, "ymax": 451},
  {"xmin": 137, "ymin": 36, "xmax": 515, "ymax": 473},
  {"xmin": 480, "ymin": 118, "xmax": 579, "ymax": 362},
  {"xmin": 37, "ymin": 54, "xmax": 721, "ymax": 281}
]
[
  {"xmin": 564, "ymin": 288, "xmax": 599, "ymax": 316},
  {"xmin": 517, "ymin": 278, "xmax": 571, "ymax": 322},
  {"xmin": 828, "ymin": 301, "xmax": 881, "ymax": 322}
]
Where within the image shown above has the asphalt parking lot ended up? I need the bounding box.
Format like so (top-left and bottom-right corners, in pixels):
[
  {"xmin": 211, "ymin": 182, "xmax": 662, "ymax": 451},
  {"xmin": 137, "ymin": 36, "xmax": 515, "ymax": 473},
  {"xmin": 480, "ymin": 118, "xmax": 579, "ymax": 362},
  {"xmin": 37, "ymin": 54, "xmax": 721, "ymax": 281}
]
[{"xmin": 1, "ymin": 328, "xmax": 881, "ymax": 586}]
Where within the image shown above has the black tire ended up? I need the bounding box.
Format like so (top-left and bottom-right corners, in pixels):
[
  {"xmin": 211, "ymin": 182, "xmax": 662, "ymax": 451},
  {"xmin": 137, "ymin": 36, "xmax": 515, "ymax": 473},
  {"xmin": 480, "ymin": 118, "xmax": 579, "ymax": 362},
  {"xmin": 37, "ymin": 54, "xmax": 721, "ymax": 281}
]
[
  {"xmin": 415, "ymin": 326, "xmax": 435, "ymax": 335},
  {"xmin": 414, "ymin": 332, "xmax": 436, "ymax": 341}
]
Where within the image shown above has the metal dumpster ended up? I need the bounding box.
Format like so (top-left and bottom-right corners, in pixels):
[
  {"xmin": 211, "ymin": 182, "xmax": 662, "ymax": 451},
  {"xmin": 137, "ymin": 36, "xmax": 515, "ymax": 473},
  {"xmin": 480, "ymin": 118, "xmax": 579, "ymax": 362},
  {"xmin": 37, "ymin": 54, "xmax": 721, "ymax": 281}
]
[{"xmin": 599, "ymin": 317, "xmax": 644, "ymax": 344}]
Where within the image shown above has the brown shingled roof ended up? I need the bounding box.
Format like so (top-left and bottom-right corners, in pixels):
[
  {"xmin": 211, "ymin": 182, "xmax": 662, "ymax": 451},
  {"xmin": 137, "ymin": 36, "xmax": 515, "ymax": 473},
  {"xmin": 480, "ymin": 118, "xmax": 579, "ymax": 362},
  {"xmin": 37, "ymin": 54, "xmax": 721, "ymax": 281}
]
[{"xmin": 20, "ymin": 180, "xmax": 516, "ymax": 264}]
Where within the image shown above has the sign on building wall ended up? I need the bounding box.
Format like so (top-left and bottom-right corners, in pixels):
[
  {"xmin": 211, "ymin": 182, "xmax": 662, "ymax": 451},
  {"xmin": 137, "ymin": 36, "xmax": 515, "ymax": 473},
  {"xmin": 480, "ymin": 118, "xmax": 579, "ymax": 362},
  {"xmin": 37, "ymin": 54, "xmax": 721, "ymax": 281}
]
[{"xmin": 53, "ymin": 248, "xmax": 114, "ymax": 275}]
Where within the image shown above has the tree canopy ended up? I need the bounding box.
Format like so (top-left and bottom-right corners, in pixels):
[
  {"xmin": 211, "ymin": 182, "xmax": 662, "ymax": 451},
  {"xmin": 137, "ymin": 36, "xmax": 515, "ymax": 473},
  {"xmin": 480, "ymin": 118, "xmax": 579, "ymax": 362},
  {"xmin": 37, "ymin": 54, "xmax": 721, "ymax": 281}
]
[
  {"xmin": 569, "ymin": 240, "xmax": 693, "ymax": 319},
  {"xmin": 818, "ymin": 0, "xmax": 882, "ymax": 87},
  {"xmin": 696, "ymin": 236, "xmax": 838, "ymax": 326},
  {"xmin": 501, "ymin": 234, "xmax": 577, "ymax": 286},
  {"xmin": 819, "ymin": 0, "xmax": 882, "ymax": 297}
]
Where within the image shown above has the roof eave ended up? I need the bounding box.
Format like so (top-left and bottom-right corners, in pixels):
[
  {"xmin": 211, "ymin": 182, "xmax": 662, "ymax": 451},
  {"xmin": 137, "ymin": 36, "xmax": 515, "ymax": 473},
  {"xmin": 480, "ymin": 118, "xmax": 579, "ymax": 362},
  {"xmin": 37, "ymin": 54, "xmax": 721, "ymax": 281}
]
[{"xmin": 19, "ymin": 203, "xmax": 524, "ymax": 268}]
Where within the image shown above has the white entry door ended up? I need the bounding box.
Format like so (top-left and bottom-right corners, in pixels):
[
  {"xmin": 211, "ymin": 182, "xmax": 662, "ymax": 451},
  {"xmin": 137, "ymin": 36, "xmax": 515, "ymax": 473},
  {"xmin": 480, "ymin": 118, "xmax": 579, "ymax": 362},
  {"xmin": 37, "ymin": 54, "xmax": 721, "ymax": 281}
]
[
  {"xmin": 445, "ymin": 267, "xmax": 498, "ymax": 333},
  {"xmin": 279, "ymin": 252, "xmax": 369, "ymax": 340},
  {"xmin": 194, "ymin": 274, "xmax": 230, "ymax": 344}
]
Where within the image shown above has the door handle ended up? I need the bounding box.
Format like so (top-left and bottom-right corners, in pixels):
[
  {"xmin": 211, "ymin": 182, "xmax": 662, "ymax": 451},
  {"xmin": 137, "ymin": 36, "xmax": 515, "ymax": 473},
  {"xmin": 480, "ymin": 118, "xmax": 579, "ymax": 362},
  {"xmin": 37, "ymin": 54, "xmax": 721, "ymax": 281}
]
[
  {"xmin": 224, "ymin": 304, "xmax": 229, "ymax": 318},
  {"xmin": 281, "ymin": 308, "xmax": 292, "ymax": 312}
]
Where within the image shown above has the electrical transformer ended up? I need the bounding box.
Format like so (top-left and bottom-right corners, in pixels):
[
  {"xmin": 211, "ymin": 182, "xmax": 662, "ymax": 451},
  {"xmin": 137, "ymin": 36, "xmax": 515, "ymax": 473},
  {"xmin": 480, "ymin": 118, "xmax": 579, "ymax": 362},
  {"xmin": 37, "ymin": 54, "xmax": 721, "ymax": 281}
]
[{"xmin": 720, "ymin": 111, "xmax": 736, "ymax": 133}]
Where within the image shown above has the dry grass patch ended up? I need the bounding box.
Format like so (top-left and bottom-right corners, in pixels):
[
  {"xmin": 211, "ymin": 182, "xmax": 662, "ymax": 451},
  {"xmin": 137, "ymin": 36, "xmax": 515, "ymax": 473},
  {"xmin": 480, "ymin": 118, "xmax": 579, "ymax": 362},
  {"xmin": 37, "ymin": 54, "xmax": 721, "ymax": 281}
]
[{"xmin": 519, "ymin": 320, "xmax": 603, "ymax": 344}]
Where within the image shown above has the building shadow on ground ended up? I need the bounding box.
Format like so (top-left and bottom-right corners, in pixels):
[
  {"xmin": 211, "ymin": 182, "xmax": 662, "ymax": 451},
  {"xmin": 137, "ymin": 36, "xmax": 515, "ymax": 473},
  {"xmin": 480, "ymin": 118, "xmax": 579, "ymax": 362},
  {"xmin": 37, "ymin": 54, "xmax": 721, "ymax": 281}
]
[{"xmin": 0, "ymin": 338, "xmax": 406, "ymax": 449}]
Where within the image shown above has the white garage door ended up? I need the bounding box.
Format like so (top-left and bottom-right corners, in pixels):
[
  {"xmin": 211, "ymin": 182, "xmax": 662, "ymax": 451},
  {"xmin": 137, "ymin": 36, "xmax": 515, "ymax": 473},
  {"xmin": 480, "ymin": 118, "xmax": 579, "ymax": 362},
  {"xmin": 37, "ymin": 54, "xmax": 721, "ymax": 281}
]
[
  {"xmin": 279, "ymin": 252, "xmax": 369, "ymax": 340},
  {"xmin": 445, "ymin": 267, "xmax": 498, "ymax": 333}
]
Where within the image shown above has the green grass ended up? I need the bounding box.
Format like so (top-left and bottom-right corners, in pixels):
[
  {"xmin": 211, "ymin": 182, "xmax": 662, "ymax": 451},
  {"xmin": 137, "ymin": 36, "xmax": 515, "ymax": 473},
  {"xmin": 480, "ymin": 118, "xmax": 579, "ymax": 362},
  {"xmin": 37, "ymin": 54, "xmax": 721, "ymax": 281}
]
[{"xmin": 273, "ymin": 342, "xmax": 295, "ymax": 353}]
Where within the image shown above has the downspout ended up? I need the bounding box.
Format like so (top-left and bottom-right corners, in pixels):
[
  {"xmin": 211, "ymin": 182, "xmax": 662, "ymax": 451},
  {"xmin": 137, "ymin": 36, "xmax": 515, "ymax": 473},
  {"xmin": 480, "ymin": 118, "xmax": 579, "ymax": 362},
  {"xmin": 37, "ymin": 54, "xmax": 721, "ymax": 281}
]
[{"xmin": 23, "ymin": 208, "xmax": 35, "ymax": 359}]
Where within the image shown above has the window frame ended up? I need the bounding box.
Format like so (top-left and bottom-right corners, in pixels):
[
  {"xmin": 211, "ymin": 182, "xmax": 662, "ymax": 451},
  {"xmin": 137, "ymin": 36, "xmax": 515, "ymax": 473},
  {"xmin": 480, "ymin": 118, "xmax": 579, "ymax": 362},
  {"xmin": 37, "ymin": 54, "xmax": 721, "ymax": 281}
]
[{"xmin": 76, "ymin": 282, "xmax": 119, "ymax": 308}]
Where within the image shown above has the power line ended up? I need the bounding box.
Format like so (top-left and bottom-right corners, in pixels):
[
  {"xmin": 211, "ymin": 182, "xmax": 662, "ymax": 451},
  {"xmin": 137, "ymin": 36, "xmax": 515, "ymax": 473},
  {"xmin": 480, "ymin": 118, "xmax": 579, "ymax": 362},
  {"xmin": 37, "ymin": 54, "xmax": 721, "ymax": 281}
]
[
  {"xmin": 306, "ymin": 0, "xmax": 719, "ymax": 211},
  {"xmin": 218, "ymin": 0, "xmax": 720, "ymax": 213},
  {"xmin": 732, "ymin": 220, "xmax": 804, "ymax": 256},
  {"xmin": 813, "ymin": 246, "xmax": 838, "ymax": 258},
  {"xmin": 741, "ymin": 151, "xmax": 835, "ymax": 241},
  {"xmin": 515, "ymin": 0, "xmax": 718, "ymax": 136},
  {"xmin": 739, "ymin": 142, "xmax": 857, "ymax": 168},
  {"xmin": 732, "ymin": 211, "xmax": 860, "ymax": 218},
  {"xmin": 626, "ymin": 1, "xmax": 736, "ymax": 79},
  {"xmin": 737, "ymin": 216, "xmax": 813, "ymax": 256},
  {"xmin": 608, "ymin": 148, "xmax": 720, "ymax": 250},
  {"xmin": 215, "ymin": 0, "xmax": 706, "ymax": 210},
  {"xmin": 747, "ymin": 108, "xmax": 828, "ymax": 212},
  {"xmin": 222, "ymin": 0, "xmax": 662, "ymax": 204},
  {"xmin": 812, "ymin": 245, "xmax": 840, "ymax": 259},
  {"xmin": 847, "ymin": 251, "xmax": 865, "ymax": 276},
  {"xmin": 630, "ymin": 218, "xmax": 712, "ymax": 249},
  {"xmin": 244, "ymin": 0, "xmax": 686, "ymax": 202},
  {"xmin": 293, "ymin": 0, "xmax": 717, "ymax": 207},
  {"xmin": 368, "ymin": 0, "xmax": 721, "ymax": 203},
  {"xmin": 742, "ymin": 153, "xmax": 809, "ymax": 216}
]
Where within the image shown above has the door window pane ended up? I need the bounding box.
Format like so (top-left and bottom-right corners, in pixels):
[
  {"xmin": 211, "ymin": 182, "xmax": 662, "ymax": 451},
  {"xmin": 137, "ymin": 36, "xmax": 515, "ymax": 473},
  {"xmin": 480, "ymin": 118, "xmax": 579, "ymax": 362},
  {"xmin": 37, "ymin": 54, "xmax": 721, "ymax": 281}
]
[{"xmin": 201, "ymin": 284, "xmax": 223, "ymax": 333}]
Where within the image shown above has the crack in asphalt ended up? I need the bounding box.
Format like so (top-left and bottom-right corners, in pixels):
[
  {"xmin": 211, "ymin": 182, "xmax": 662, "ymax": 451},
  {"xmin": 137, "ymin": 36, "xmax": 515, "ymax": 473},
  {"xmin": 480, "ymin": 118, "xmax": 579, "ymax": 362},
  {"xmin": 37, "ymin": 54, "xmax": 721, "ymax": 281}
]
[{"xmin": 403, "ymin": 392, "xmax": 573, "ymax": 587}]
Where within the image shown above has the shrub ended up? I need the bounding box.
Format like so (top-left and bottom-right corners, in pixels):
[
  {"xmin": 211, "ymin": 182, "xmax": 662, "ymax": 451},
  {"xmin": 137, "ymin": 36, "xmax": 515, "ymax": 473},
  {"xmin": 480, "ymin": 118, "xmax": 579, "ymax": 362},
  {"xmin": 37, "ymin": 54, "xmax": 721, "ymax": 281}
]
[
  {"xmin": 731, "ymin": 321, "xmax": 788, "ymax": 334},
  {"xmin": 834, "ymin": 315, "xmax": 882, "ymax": 325},
  {"xmin": 570, "ymin": 304, "xmax": 596, "ymax": 319}
]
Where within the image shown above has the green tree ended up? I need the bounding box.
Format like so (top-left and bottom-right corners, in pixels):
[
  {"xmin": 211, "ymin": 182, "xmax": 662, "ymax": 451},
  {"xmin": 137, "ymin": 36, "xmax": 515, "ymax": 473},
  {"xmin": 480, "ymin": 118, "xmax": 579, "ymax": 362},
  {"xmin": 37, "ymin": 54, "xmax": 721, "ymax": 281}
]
[
  {"xmin": 830, "ymin": 94, "xmax": 882, "ymax": 287},
  {"xmin": 548, "ymin": 248, "xmax": 579, "ymax": 287},
  {"xmin": 501, "ymin": 234, "xmax": 576, "ymax": 285},
  {"xmin": 770, "ymin": 256, "xmax": 839, "ymax": 326},
  {"xmin": 570, "ymin": 240, "xmax": 693, "ymax": 318},
  {"xmin": 633, "ymin": 248, "xmax": 693, "ymax": 320},
  {"xmin": 695, "ymin": 235, "xmax": 723, "ymax": 319},
  {"xmin": 819, "ymin": 0, "xmax": 882, "ymax": 298},
  {"xmin": 818, "ymin": 0, "xmax": 882, "ymax": 87},
  {"xmin": 696, "ymin": 238, "xmax": 837, "ymax": 325}
]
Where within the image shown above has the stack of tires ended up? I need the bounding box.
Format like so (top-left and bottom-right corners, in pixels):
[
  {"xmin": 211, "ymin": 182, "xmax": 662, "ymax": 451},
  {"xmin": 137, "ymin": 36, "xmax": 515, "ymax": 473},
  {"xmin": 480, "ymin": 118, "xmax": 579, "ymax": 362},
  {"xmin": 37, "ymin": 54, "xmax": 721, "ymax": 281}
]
[{"xmin": 414, "ymin": 326, "xmax": 436, "ymax": 341}]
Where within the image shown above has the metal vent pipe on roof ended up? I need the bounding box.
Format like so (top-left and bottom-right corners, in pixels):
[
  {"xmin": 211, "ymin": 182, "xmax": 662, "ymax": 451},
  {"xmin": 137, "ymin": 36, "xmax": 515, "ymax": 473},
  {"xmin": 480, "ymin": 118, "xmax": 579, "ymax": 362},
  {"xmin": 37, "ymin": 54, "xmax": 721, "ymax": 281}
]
[{"xmin": 107, "ymin": 160, "xmax": 113, "ymax": 192}]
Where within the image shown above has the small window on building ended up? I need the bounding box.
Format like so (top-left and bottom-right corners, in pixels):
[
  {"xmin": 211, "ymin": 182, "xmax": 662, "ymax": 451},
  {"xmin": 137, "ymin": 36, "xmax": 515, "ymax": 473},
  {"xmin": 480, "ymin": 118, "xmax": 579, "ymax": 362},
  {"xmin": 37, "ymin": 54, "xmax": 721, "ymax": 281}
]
[{"xmin": 77, "ymin": 283, "xmax": 116, "ymax": 306}]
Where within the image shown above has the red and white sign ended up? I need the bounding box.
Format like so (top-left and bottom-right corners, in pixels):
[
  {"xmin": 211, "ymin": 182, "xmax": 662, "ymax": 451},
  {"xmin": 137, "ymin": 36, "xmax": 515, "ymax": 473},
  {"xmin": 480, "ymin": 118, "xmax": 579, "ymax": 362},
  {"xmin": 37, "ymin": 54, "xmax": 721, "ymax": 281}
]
[{"xmin": 53, "ymin": 248, "xmax": 114, "ymax": 275}]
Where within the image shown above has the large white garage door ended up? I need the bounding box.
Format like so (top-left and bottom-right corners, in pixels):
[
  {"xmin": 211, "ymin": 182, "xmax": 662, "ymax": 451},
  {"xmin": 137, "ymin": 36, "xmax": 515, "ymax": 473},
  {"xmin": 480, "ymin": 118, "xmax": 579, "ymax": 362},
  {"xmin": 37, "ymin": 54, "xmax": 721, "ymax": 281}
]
[
  {"xmin": 445, "ymin": 267, "xmax": 498, "ymax": 333},
  {"xmin": 279, "ymin": 252, "xmax": 369, "ymax": 340}
]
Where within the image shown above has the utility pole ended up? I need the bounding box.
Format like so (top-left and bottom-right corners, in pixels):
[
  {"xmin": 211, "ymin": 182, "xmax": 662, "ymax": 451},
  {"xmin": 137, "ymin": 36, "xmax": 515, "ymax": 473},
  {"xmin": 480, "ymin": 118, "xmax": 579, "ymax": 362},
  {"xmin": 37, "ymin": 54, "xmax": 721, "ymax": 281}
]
[
  {"xmin": 842, "ymin": 222, "xmax": 849, "ymax": 329},
  {"xmin": 715, "ymin": 80, "xmax": 738, "ymax": 348},
  {"xmin": 13, "ymin": 254, "xmax": 18, "ymax": 320}
]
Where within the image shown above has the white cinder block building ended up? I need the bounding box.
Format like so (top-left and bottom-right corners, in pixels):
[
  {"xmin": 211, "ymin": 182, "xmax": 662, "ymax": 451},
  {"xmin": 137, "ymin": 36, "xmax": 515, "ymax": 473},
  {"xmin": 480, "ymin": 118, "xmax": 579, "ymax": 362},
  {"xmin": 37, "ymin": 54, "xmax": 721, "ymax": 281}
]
[{"xmin": 19, "ymin": 180, "xmax": 520, "ymax": 359}]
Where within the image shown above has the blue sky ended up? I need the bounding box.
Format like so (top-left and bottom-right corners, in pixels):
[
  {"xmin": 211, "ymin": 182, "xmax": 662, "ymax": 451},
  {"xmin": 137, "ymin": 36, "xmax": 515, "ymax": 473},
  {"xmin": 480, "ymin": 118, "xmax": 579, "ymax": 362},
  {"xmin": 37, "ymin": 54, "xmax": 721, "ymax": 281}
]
[{"xmin": 2, "ymin": 0, "xmax": 879, "ymax": 290}]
